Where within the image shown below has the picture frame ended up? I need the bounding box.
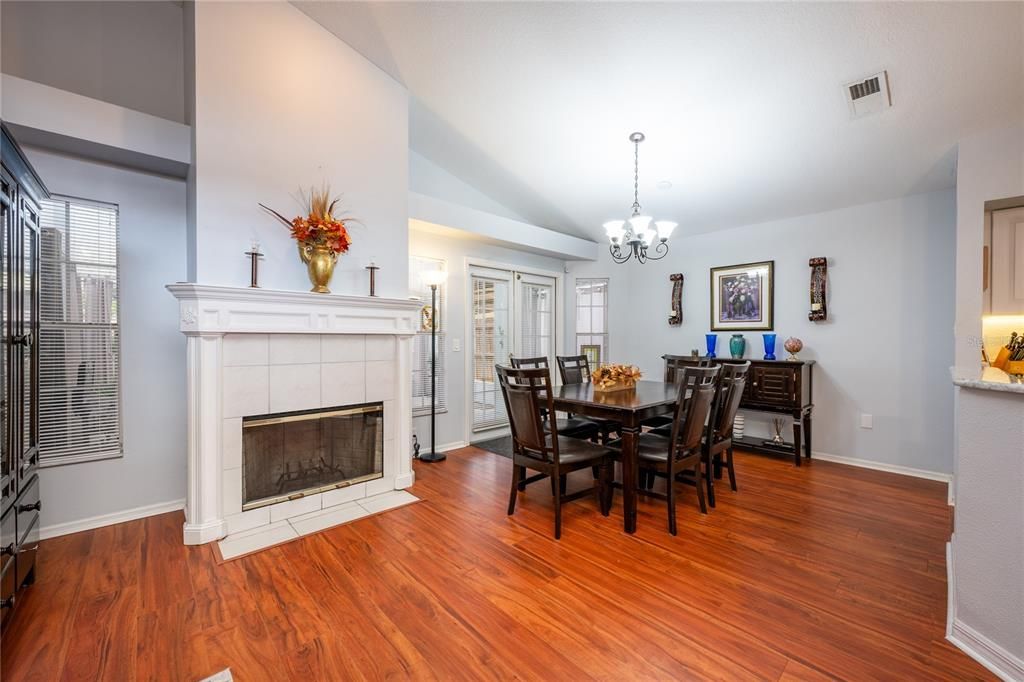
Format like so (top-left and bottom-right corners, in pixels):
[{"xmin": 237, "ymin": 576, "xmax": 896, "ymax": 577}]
[{"xmin": 710, "ymin": 260, "xmax": 774, "ymax": 331}]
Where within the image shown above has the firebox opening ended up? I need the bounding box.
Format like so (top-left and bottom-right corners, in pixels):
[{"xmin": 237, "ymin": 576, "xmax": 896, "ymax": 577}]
[{"xmin": 241, "ymin": 402, "xmax": 384, "ymax": 511}]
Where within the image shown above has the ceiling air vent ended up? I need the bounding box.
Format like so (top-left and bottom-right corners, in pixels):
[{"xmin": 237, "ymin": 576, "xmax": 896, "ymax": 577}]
[{"xmin": 844, "ymin": 71, "xmax": 891, "ymax": 119}]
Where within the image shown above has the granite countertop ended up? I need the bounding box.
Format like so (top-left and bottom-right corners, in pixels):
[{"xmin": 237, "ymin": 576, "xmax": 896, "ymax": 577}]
[{"xmin": 951, "ymin": 365, "xmax": 1024, "ymax": 395}]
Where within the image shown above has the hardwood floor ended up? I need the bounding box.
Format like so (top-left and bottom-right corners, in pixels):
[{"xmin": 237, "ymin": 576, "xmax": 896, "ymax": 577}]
[{"xmin": 2, "ymin": 448, "xmax": 992, "ymax": 681}]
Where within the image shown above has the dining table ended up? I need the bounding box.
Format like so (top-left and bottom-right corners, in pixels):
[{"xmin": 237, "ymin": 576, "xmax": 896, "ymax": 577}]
[{"xmin": 551, "ymin": 380, "xmax": 680, "ymax": 534}]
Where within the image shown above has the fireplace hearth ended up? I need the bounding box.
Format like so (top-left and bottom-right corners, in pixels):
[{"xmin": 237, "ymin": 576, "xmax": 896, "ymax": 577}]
[{"xmin": 242, "ymin": 403, "xmax": 384, "ymax": 510}]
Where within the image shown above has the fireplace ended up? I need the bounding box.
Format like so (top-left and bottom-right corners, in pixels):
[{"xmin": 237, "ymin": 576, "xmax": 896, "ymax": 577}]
[
  {"xmin": 167, "ymin": 284, "xmax": 421, "ymax": 545},
  {"xmin": 242, "ymin": 402, "xmax": 384, "ymax": 510}
]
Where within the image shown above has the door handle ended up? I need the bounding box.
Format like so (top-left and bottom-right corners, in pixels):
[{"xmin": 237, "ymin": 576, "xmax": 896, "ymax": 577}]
[
  {"xmin": 18, "ymin": 501, "xmax": 40, "ymax": 513},
  {"xmin": 1, "ymin": 543, "xmax": 14, "ymax": 557}
]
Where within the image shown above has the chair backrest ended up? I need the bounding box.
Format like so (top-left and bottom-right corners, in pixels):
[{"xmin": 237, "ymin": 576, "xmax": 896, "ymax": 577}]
[
  {"xmin": 711, "ymin": 361, "xmax": 750, "ymax": 441},
  {"xmin": 665, "ymin": 365, "xmax": 720, "ymax": 450},
  {"xmin": 495, "ymin": 364, "xmax": 557, "ymax": 461},
  {"xmin": 662, "ymin": 354, "xmax": 692, "ymax": 384},
  {"xmin": 556, "ymin": 355, "xmax": 591, "ymax": 385},
  {"xmin": 670, "ymin": 373, "xmax": 718, "ymax": 458},
  {"xmin": 510, "ymin": 356, "xmax": 549, "ymax": 370}
]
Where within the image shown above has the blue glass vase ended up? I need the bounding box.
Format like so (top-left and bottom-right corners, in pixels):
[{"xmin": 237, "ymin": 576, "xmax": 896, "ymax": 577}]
[
  {"xmin": 763, "ymin": 333, "xmax": 777, "ymax": 360},
  {"xmin": 705, "ymin": 334, "xmax": 718, "ymax": 358}
]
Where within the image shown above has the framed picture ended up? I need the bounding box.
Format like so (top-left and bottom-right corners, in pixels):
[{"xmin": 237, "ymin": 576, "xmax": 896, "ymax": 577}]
[
  {"xmin": 710, "ymin": 261, "xmax": 774, "ymax": 331},
  {"xmin": 580, "ymin": 344, "xmax": 602, "ymax": 366}
]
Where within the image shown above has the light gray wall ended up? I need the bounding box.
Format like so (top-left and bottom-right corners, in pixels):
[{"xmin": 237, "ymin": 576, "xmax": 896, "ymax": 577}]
[
  {"xmin": 190, "ymin": 1, "xmax": 409, "ymax": 296},
  {"xmin": 25, "ymin": 148, "xmax": 188, "ymax": 532},
  {"xmin": 950, "ymin": 123, "xmax": 1024, "ymax": 675},
  {"xmin": 953, "ymin": 388, "xmax": 1023, "ymax": 667},
  {"xmin": 1, "ymin": 1, "xmax": 186, "ymax": 123},
  {"xmin": 569, "ymin": 188, "xmax": 957, "ymax": 475},
  {"xmin": 410, "ymin": 151, "xmax": 529, "ymax": 223},
  {"xmin": 409, "ymin": 229, "xmax": 567, "ymax": 449}
]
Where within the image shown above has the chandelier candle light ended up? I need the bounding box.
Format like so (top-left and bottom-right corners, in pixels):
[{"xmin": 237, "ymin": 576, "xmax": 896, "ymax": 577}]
[{"xmin": 605, "ymin": 132, "xmax": 676, "ymax": 264}]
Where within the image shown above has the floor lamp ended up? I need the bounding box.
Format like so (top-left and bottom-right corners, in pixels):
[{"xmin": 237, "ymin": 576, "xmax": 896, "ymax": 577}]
[{"xmin": 419, "ymin": 268, "xmax": 448, "ymax": 462}]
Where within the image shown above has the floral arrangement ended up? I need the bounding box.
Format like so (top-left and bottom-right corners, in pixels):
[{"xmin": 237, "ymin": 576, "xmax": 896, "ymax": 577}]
[
  {"xmin": 259, "ymin": 184, "xmax": 354, "ymax": 254},
  {"xmin": 591, "ymin": 364, "xmax": 642, "ymax": 391}
]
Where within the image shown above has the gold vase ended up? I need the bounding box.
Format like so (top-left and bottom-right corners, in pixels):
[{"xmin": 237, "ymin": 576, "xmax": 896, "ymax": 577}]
[{"xmin": 299, "ymin": 243, "xmax": 338, "ymax": 294}]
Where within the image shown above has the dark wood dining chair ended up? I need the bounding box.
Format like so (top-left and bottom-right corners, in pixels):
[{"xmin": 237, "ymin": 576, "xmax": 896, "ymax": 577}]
[
  {"xmin": 612, "ymin": 365, "xmax": 720, "ymax": 534},
  {"xmin": 496, "ymin": 364, "xmax": 613, "ymax": 539},
  {"xmin": 652, "ymin": 360, "xmax": 749, "ymax": 507},
  {"xmin": 555, "ymin": 354, "xmax": 622, "ymax": 443},
  {"xmin": 702, "ymin": 361, "xmax": 750, "ymax": 507},
  {"xmin": 509, "ymin": 356, "xmax": 601, "ymax": 441},
  {"xmin": 642, "ymin": 354, "xmax": 706, "ymax": 429}
]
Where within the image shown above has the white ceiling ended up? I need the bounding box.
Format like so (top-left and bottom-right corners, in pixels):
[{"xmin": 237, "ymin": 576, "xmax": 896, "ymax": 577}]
[{"xmin": 295, "ymin": 1, "xmax": 1024, "ymax": 242}]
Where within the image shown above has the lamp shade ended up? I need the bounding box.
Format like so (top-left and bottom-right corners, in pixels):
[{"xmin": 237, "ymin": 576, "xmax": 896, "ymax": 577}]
[
  {"xmin": 421, "ymin": 269, "xmax": 448, "ymax": 287},
  {"xmin": 628, "ymin": 215, "xmax": 653, "ymax": 237},
  {"xmin": 655, "ymin": 221, "xmax": 677, "ymax": 240},
  {"xmin": 603, "ymin": 220, "xmax": 626, "ymax": 242}
]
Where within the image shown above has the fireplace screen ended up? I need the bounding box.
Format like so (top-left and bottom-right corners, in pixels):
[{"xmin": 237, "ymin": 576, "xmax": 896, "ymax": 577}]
[{"xmin": 242, "ymin": 402, "xmax": 384, "ymax": 510}]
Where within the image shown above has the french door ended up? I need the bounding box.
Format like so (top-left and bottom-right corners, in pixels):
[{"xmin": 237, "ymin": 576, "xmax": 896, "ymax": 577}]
[{"xmin": 469, "ymin": 265, "xmax": 558, "ymax": 432}]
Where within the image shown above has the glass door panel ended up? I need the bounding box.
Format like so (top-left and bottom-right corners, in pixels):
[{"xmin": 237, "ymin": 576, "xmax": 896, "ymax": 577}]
[
  {"xmin": 470, "ymin": 268, "xmax": 511, "ymax": 431},
  {"xmin": 515, "ymin": 273, "xmax": 555, "ymax": 366}
]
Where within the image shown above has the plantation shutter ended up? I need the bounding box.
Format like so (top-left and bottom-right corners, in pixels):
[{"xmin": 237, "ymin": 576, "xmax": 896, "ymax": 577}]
[
  {"xmin": 39, "ymin": 196, "xmax": 122, "ymax": 466},
  {"xmin": 409, "ymin": 256, "xmax": 447, "ymax": 416}
]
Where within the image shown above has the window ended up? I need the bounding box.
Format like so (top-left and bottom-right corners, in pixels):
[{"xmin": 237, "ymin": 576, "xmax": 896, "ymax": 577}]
[
  {"xmin": 410, "ymin": 256, "xmax": 447, "ymax": 416},
  {"xmin": 575, "ymin": 278, "xmax": 608, "ymax": 366},
  {"xmin": 39, "ymin": 196, "xmax": 121, "ymax": 466}
]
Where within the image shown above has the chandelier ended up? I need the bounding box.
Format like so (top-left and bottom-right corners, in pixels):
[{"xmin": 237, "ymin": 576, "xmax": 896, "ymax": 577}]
[{"xmin": 604, "ymin": 132, "xmax": 676, "ymax": 264}]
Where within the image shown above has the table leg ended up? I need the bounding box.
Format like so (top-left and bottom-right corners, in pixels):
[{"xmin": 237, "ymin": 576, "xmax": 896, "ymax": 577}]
[
  {"xmin": 621, "ymin": 425, "xmax": 640, "ymax": 533},
  {"xmin": 792, "ymin": 419, "xmax": 802, "ymax": 467},
  {"xmin": 803, "ymin": 410, "xmax": 812, "ymax": 459}
]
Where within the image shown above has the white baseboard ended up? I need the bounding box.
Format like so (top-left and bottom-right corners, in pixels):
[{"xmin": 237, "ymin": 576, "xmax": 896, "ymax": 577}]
[
  {"xmin": 946, "ymin": 536, "xmax": 1022, "ymax": 681},
  {"xmin": 811, "ymin": 450, "xmax": 953, "ymax": 484},
  {"xmin": 946, "ymin": 539, "xmax": 956, "ymax": 638},
  {"xmin": 437, "ymin": 440, "xmax": 469, "ymax": 453},
  {"xmin": 949, "ymin": 619, "xmax": 1024, "ymax": 681},
  {"xmin": 40, "ymin": 498, "xmax": 185, "ymax": 540}
]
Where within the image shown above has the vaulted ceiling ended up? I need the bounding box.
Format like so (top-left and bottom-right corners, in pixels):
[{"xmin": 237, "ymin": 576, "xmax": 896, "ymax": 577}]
[{"xmin": 296, "ymin": 1, "xmax": 1024, "ymax": 241}]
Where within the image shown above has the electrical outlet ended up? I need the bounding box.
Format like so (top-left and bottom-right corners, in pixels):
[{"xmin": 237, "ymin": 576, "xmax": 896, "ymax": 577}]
[
  {"xmin": 860, "ymin": 414, "xmax": 873, "ymax": 429},
  {"xmin": 452, "ymin": 338, "xmax": 461, "ymax": 352}
]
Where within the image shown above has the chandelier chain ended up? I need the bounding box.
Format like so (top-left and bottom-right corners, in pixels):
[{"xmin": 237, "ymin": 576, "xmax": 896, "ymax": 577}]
[{"xmin": 632, "ymin": 140, "xmax": 641, "ymax": 216}]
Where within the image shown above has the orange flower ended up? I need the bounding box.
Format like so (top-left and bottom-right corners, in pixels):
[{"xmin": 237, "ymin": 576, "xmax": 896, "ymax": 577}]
[{"xmin": 259, "ymin": 185, "xmax": 359, "ymax": 254}]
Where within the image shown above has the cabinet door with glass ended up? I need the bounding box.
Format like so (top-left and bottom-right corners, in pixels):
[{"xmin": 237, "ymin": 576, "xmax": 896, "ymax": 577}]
[
  {"xmin": 0, "ymin": 171, "xmax": 12, "ymax": 505},
  {"xmin": 17, "ymin": 191, "xmax": 40, "ymax": 485}
]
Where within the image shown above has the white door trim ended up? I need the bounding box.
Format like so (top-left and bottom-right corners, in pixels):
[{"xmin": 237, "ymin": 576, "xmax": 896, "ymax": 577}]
[{"xmin": 462, "ymin": 257, "xmax": 565, "ymax": 443}]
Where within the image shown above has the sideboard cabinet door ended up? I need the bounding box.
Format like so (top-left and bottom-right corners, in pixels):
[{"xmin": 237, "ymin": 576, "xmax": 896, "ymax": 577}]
[{"xmin": 748, "ymin": 366, "xmax": 797, "ymax": 407}]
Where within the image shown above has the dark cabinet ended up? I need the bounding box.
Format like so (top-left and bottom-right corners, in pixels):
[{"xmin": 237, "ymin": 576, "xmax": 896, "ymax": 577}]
[
  {"xmin": 1, "ymin": 123, "xmax": 46, "ymax": 632},
  {"xmin": 671, "ymin": 357, "xmax": 814, "ymax": 466}
]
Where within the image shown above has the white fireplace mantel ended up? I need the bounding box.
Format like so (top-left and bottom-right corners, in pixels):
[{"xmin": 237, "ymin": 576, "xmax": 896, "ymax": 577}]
[
  {"xmin": 166, "ymin": 283, "xmax": 422, "ymax": 335},
  {"xmin": 166, "ymin": 283, "xmax": 423, "ymax": 545}
]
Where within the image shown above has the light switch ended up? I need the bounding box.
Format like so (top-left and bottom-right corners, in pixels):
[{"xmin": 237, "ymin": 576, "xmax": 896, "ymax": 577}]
[
  {"xmin": 860, "ymin": 414, "xmax": 873, "ymax": 429},
  {"xmin": 452, "ymin": 338, "xmax": 461, "ymax": 352}
]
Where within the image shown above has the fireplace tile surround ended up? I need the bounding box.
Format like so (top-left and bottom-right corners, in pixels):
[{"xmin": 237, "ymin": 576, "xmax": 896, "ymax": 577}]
[{"xmin": 167, "ymin": 284, "xmax": 422, "ymax": 545}]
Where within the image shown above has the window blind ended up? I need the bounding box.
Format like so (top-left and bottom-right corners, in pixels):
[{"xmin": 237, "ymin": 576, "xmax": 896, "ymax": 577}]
[
  {"xmin": 409, "ymin": 256, "xmax": 447, "ymax": 417},
  {"xmin": 576, "ymin": 278, "xmax": 609, "ymax": 366},
  {"xmin": 39, "ymin": 196, "xmax": 122, "ymax": 466}
]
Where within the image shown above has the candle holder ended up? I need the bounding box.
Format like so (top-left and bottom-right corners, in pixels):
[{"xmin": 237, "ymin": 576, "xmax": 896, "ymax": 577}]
[
  {"xmin": 244, "ymin": 243, "xmax": 265, "ymax": 288},
  {"xmin": 365, "ymin": 262, "xmax": 380, "ymax": 297}
]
